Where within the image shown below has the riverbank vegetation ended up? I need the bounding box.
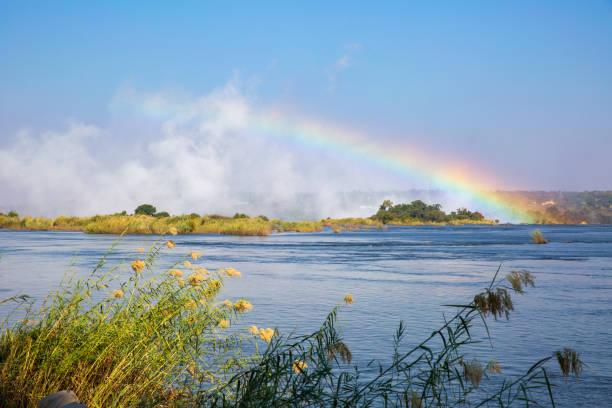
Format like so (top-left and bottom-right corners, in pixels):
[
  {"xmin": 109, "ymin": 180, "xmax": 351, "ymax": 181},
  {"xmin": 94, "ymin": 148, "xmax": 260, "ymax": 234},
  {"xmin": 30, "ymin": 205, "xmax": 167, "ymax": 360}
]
[
  {"xmin": 0, "ymin": 200, "xmax": 498, "ymax": 236},
  {"xmin": 0, "ymin": 237, "xmax": 582, "ymax": 407}
]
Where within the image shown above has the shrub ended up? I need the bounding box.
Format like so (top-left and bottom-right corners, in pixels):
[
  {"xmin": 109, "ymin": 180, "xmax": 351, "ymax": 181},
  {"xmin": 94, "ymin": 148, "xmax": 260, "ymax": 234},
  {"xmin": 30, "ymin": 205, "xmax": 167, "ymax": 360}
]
[{"xmin": 7, "ymin": 211, "xmax": 18, "ymax": 218}]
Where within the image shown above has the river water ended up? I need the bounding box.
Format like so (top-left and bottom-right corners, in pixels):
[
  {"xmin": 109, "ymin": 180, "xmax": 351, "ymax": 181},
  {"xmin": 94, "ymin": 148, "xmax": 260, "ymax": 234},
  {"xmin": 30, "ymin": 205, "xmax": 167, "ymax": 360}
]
[{"xmin": 1, "ymin": 225, "xmax": 611, "ymax": 406}]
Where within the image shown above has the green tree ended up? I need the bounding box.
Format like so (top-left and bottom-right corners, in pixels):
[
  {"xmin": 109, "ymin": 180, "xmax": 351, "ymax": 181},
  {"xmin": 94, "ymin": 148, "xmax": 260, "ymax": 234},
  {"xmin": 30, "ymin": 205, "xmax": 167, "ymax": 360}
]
[
  {"xmin": 379, "ymin": 200, "xmax": 393, "ymax": 212},
  {"xmin": 135, "ymin": 204, "xmax": 156, "ymax": 216}
]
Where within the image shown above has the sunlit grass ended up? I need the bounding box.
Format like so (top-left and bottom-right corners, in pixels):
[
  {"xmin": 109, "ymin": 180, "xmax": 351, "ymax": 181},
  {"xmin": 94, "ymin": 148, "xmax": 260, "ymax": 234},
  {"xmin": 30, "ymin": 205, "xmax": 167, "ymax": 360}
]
[
  {"xmin": 0, "ymin": 235, "xmax": 258, "ymax": 407},
  {"xmin": 529, "ymin": 229, "xmax": 548, "ymax": 244}
]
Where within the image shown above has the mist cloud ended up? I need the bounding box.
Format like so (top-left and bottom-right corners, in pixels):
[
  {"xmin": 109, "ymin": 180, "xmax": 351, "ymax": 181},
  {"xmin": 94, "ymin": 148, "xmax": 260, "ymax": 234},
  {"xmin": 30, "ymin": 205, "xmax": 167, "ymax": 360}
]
[
  {"xmin": 0, "ymin": 81, "xmax": 394, "ymax": 218},
  {"xmin": 1, "ymin": 79, "xmax": 506, "ymax": 220}
]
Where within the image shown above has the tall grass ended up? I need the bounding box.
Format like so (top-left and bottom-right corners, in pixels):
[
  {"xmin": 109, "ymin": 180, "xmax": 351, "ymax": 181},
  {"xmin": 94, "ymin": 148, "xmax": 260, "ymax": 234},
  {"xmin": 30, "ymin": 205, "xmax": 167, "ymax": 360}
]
[
  {"xmin": 274, "ymin": 220, "xmax": 324, "ymax": 233},
  {"xmin": 0, "ymin": 235, "xmax": 258, "ymax": 407},
  {"xmin": 0, "ymin": 214, "xmax": 323, "ymax": 236}
]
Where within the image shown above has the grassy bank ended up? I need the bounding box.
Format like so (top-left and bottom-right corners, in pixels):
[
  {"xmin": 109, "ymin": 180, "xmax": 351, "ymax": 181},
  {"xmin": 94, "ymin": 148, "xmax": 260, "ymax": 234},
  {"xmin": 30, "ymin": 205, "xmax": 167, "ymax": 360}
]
[
  {"xmin": 0, "ymin": 213, "xmax": 499, "ymax": 236},
  {"xmin": 0, "ymin": 213, "xmax": 279, "ymax": 236},
  {"xmin": 0, "ymin": 236, "xmax": 583, "ymax": 407}
]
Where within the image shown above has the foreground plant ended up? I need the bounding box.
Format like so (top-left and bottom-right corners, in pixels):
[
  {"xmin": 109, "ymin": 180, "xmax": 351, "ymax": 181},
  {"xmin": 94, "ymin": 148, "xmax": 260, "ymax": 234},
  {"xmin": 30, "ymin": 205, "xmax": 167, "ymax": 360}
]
[
  {"xmin": 0, "ymin": 235, "xmax": 255, "ymax": 407},
  {"xmin": 206, "ymin": 268, "xmax": 582, "ymax": 407},
  {"xmin": 0, "ymin": 238, "xmax": 582, "ymax": 407}
]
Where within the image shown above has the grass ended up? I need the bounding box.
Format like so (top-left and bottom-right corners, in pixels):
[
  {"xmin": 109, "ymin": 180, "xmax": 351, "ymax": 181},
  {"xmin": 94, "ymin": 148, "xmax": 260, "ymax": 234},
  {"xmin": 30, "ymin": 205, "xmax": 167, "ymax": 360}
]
[
  {"xmin": 0, "ymin": 236, "xmax": 583, "ymax": 407},
  {"xmin": 529, "ymin": 229, "xmax": 548, "ymax": 244},
  {"xmin": 0, "ymin": 235, "xmax": 259, "ymax": 407}
]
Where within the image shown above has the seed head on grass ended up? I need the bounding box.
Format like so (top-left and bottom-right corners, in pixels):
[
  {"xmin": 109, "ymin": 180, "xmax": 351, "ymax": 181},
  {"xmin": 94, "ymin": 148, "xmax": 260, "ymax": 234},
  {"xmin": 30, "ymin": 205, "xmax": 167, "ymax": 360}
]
[
  {"xmin": 190, "ymin": 250, "xmax": 202, "ymax": 260},
  {"xmin": 198, "ymin": 267, "xmax": 209, "ymax": 275},
  {"xmin": 131, "ymin": 259, "xmax": 146, "ymax": 273},
  {"xmin": 225, "ymin": 267, "xmax": 242, "ymax": 277},
  {"xmin": 293, "ymin": 360, "xmax": 308, "ymax": 373},
  {"xmin": 233, "ymin": 299, "xmax": 253, "ymax": 312},
  {"xmin": 462, "ymin": 359, "xmax": 484, "ymax": 387},
  {"xmin": 343, "ymin": 294, "xmax": 354, "ymax": 305},
  {"xmin": 165, "ymin": 240, "xmax": 175, "ymax": 249},
  {"xmin": 327, "ymin": 342, "xmax": 352, "ymax": 364},
  {"xmin": 208, "ymin": 279, "xmax": 222, "ymax": 291},
  {"xmin": 485, "ymin": 360, "xmax": 502, "ymax": 375},
  {"xmin": 249, "ymin": 325, "xmax": 258, "ymax": 335},
  {"xmin": 169, "ymin": 269, "xmax": 183, "ymax": 278},
  {"xmin": 188, "ymin": 273, "xmax": 206, "ymax": 286},
  {"xmin": 474, "ymin": 288, "xmax": 514, "ymax": 320},
  {"xmin": 112, "ymin": 289, "xmax": 124, "ymax": 298},
  {"xmin": 138, "ymin": 247, "xmax": 146, "ymax": 253},
  {"xmin": 259, "ymin": 328, "xmax": 275, "ymax": 342},
  {"xmin": 184, "ymin": 260, "xmax": 192, "ymax": 268},
  {"xmin": 218, "ymin": 319, "xmax": 229, "ymax": 328},
  {"xmin": 222, "ymin": 300, "xmax": 233, "ymax": 307},
  {"xmin": 555, "ymin": 348, "xmax": 583, "ymax": 379},
  {"xmin": 506, "ymin": 270, "xmax": 535, "ymax": 293}
]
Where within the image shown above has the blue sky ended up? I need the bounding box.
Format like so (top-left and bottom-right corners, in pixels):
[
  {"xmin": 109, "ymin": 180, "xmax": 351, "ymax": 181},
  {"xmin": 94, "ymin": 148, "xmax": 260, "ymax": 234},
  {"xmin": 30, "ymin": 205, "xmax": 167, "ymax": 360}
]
[{"xmin": 1, "ymin": 1, "xmax": 612, "ymax": 217}]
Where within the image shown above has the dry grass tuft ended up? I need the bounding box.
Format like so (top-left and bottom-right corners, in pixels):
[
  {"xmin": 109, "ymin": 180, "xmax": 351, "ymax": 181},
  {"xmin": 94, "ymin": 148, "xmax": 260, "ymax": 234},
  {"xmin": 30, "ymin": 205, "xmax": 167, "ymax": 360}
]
[
  {"xmin": 555, "ymin": 348, "xmax": 583, "ymax": 379},
  {"xmin": 462, "ymin": 359, "xmax": 484, "ymax": 387},
  {"xmin": 474, "ymin": 287, "xmax": 514, "ymax": 320},
  {"xmin": 327, "ymin": 341, "xmax": 352, "ymax": 364},
  {"xmin": 529, "ymin": 229, "xmax": 548, "ymax": 244},
  {"xmin": 506, "ymin": 270, "xmax": 535, "ymax": 293}
]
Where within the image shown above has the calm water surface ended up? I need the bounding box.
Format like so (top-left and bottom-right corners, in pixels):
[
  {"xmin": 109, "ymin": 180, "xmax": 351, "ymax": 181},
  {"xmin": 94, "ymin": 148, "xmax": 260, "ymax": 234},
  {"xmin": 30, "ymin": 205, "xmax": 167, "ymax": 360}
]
[{"xmin": 1, "ymin": 225, "xmax": 611, "ymax": 406}]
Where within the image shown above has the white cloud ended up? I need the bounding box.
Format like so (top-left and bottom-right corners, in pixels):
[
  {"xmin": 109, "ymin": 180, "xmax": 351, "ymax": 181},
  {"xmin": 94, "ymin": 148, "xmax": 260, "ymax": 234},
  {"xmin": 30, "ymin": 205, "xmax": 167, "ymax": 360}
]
[{"xmin": 327, "ymin": 43, "xmax": 362, "ymax": 91}]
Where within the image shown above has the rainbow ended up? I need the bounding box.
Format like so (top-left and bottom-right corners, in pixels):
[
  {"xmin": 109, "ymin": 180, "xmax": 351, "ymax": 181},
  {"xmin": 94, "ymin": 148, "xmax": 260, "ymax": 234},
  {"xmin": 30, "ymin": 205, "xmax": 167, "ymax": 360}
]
[
  {"xmin": 110, "ymin": 95, "xmax": 532, "ymax": 221},
  {"xmin": 253, "ymin": 111, "xmax": 532, "ymax": 222}
]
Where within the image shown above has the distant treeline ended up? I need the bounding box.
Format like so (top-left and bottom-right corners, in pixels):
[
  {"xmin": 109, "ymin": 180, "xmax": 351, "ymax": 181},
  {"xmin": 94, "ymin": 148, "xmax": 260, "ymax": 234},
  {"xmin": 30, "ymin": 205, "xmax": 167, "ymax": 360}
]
[{"xmin": 373, "ymin": 200, "xmax": 490, "ymax": 225}]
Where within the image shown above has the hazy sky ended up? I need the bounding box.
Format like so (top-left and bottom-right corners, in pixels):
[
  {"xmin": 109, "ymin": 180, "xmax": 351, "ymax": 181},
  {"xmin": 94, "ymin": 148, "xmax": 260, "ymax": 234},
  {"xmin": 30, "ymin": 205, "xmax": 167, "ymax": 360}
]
[{"xmin": 1, "ymin": 1, "xmax": 611, "ymax": 217}]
